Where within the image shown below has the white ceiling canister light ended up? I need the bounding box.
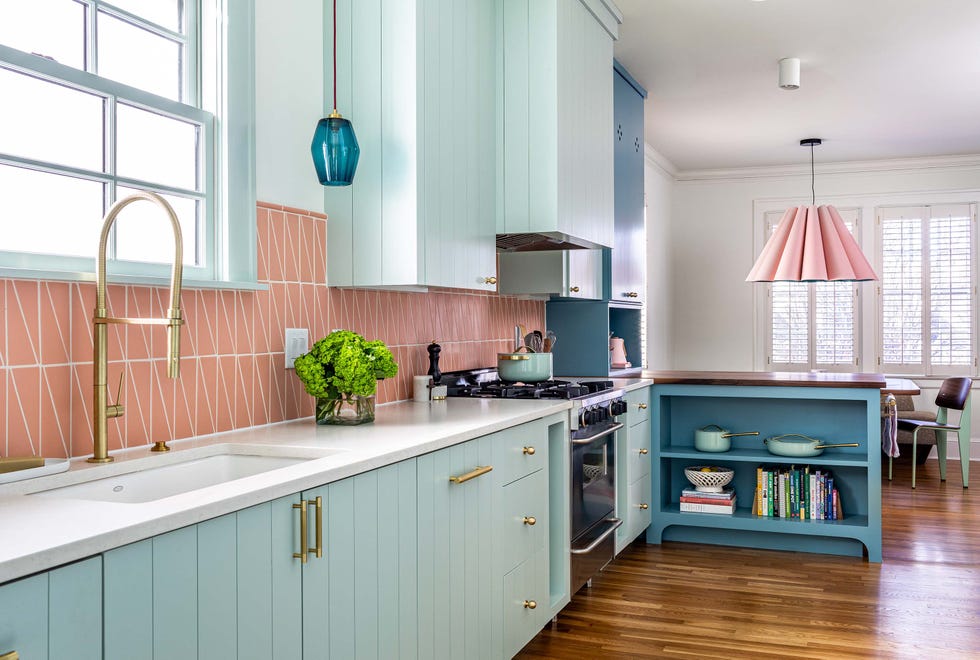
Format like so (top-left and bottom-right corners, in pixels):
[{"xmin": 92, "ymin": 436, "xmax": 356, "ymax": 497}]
[{"xmin": 778, "ymin": 57, "xmax": 800, "ymax": 90}]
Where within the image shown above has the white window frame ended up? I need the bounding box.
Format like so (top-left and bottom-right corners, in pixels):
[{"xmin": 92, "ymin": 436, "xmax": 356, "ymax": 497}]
[
  {"xmin": 0, "ymin": 0, "xmax": 256, "ymax": 286},
  {"xmin": 876, "ymin": 203, "xmax": 978, "ymax": 377},
  {"xmin": 762, "ymin": 207, "xmax": 864, "ymax": 372}
]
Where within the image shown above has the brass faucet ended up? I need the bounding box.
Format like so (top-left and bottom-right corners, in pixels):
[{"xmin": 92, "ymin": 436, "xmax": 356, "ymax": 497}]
[{"xmin": 89, "ymin": 192, "xmax": 184, "ymax": 463}]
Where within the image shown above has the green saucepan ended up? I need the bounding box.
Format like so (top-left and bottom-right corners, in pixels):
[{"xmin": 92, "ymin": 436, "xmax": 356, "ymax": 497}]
[
  {"xmin": 694, "ymin": 424, "xmax": 760, "ymax": 452},
  {"xmin": 764, "ymin": 434, "xmax": 860, "ymax": 458}
]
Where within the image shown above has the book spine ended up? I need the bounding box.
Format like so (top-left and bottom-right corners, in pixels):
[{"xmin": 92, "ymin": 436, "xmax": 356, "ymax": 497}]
[
  {"xmin": 680, "ymin": 496, "xmax": 736, "ymax": 506},
  {"xmin": 809, "ymin": 473, "xmax": 816, "ymax": 520},
  {"xmin": 679, "ymin": 501, "xmax": 736, "ymax": 514},
  {"xmin": 767, "ymin": 470, "xmax": 774, "ymax": 517},
  {"xmin": 756, "ymin": 467, "xmax": 763, "ymax": 516},
  {"xmin": 826, "ymin": 476, "xmax": 834, "ymax": 520},
  {"xmin": 681, "ymin": 489, "xmax": 734, "ymax": 499},
  {"xmin": 778, "ymin": 472, "xmax": 785, "ymax": 518},
  {"xmin": 790, "ymin": 468, "xmax": 797, "ymax": 519}
]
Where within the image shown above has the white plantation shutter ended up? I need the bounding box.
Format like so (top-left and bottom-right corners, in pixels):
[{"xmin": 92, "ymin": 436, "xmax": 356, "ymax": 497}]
[
  {"xmin": 879, "ymin": 204, "xmax": 976, "ymax": 374},
  {"xmin": 766, "ymin": 208, "xmax": 861, "ymax": 370}
]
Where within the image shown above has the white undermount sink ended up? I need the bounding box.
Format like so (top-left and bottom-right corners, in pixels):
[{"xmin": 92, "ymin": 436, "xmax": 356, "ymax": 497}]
[{"xmin": 32, "ymin": 445, "xmax": 344, "ymax": 504}]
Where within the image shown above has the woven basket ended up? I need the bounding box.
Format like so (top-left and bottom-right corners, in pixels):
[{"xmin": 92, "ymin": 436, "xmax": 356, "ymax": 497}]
[{"xmin": 684, "ymin": 466, "xmax": 735, "ymax": 493}]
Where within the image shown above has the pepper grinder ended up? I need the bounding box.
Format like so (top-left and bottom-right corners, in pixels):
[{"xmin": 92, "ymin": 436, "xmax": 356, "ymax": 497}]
[
  {"xmin": 426, "ymin": 340, "xmax": 442, "ymax": 385},
  {"xmin": 426, "ymin": 341, "xmax": 447, "ymax": 400}
]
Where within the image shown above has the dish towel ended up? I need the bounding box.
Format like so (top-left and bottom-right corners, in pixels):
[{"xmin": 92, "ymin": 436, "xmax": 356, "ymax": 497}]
[{"xmin": 881, "ymin": 393, "xmax": 900, "ymax": 458}]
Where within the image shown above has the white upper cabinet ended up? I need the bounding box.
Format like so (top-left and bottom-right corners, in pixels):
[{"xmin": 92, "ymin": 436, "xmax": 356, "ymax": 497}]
[
  {"xmin": 497, "ymin": 0, "xmax": 621, "ymax": 251},
  {"xmin": 325, "ymin": 0, "xmax": 498, "ymax": 290}
]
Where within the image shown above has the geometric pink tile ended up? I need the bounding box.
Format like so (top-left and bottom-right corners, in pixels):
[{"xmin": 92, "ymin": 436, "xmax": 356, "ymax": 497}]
[
  {"xmin": 283, "ymin": 213, "xmax": 300, "ymax": 282},
  {"xmin": 195, "ymin": 356, "xmax": 218, "ymax": 437},
  {"xmin": 252, "ymin": 355, "xmax": 270, "ymax": 427},
  {"xmin": 257, "ymin": 207, "xmax": 270, "ymax": 282},
  {"xmin": 217, "ymin": 291, "xmax": 236, "ymax": 356},
  {"xmin": 40, "ymin": 282, "xmax": 71, "ymax": 365},
  {"xmin": 41, "ymin": 365, "xmax": 72, "ymax": 458},
  {"xmin": 151, "ymin": 359, "xmax": 176, "ymax": 444},
  {"xmin": 253, "ymin": 289, "xmax": 272, "ymax": 354},
  {"xmin": 234, "ymin": 355, "xmax": 253, "ymax": 429},
  {"xmin": 268, "ymin": 353, "xmax": 286, "ymax": 424},
  {"xmin": 268, "ymin": 210, "xmax": 286, "ymax": 282},
  {"xmin": 174, "ymin": 356, "xmax": 196, "ymax": 441},
  {"xmin": 234, "ymin": 292, "xmax": 254, "ymax": 355},
  {"xmin": 215, "ymin": 355, "xmax": 235, "ymax": 433},
  {"xmin": 6, "ymin": 280, "xmax": 40, "ymax": 366},
  {"xmin": 125, "ymin": 360, "xmax": 152, "ymax": 451},
  {"xmin": 8, "ymin": 366, "xmax": 40, "ymax": 456},
  {"xmin": 127, "ymin": 287, "xmax": 153, "ymax": 360},
  {"xmin": 299, "ymin": 216, "xmax": 315, "ymax": 283},
  {"xmin": 313, "ymin": 218, "xmax": 326, "ymax": 284},
  {"xmin": 69, "ymin": 362, "xmax": 94, "ymax": 458},
  {"xmin": 195, "ymin": 289, "xmax": 218, "ymax": 357},
  {"xmin": 268, "ymin": 283, "xmax": 286, "ymax": 353}
]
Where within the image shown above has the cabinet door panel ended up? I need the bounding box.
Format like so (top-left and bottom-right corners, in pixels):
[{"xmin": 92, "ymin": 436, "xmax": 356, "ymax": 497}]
[
  {"xmin": 198, "ymin": 514, "xmax": 237, "ymax": 660},
  {"xmin": 104, "ymin": 540, "xmax": 153, "ymax": 660},
  {"xmin": 628, "ymin": 418, "xmax": 652, "ymax": 482},
  {"xmin": 49, "ymin": 556, "xmax": 102, "ymax": 660},
  {"xmin": 327, "ymin": 478, "xmax": 357, "ymax": 660},
  {"xmin": 0, "ymin": 571, "xmax": 48, "ymax": 659},
  {"xmin": 611, "ymin": 69, "xmax": 645, "ymax": 303},
  {"xmin": 152, "ymin": 525, "xmax": 198, "ymax": 659}
]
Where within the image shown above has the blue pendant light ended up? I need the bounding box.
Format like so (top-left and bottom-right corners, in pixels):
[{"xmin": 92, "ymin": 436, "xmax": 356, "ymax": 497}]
[{"xmin": 311, "ymin": 0, "xmax": 359, "ymax": 186}]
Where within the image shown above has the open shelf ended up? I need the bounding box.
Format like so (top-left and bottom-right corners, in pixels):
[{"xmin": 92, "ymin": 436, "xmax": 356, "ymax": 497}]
[
  {"xmin": 660, "ymin": 506, "xmax": 869, "ymax": 533},
  {"xmin": 661, "ymin": 447, "xmax": 868, "ymax": 467}
]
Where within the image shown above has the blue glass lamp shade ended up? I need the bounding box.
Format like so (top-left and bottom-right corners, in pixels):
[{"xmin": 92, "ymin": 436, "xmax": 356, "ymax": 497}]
[{"xmin": 311, "ymin": 115, "xmax": 360, "ymax": 186}]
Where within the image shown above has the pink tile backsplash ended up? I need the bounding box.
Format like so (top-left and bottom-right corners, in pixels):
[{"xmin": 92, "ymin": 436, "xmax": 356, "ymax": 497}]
[{"xmin": 0, "ymin": 202, "xmax": 545, "ymax": 458}]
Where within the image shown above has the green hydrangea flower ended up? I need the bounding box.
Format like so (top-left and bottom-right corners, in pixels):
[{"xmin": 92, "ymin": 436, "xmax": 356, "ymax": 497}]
[{"xmin": 293, "ymin": 330, "xmax": 398, "ymax": 399}]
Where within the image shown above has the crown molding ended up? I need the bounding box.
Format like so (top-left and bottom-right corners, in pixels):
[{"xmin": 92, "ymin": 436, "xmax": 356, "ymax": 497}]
[
  {"xmin": 644, "ymin": 144, "xmax": 678, "ymax": 178},
  {"xmin": 672, "ymin": 153, "xmax": 980, "ymax": 183}
]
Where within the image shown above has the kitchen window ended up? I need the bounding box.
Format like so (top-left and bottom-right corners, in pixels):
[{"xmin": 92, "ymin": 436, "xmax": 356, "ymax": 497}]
[
  {"xmin": 877, "ymin": 204, "xmax": 977, "ymax": 376},
  {"xmin": 0, "ymin": 0, "xmax": 255, "ymax": 284},
  {"xmin": 765, "ymin": 208, "xmax": 862, "ymax": 371}
]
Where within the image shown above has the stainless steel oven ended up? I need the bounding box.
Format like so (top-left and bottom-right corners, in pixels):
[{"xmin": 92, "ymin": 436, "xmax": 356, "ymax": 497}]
[{"xmin": 569, "ymin": 391, "xmax": 627, "ymax": 594}]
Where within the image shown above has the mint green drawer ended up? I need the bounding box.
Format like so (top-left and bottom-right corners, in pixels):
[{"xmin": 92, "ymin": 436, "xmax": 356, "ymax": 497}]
[
  {"xmin": 628, "ymin": 418, "xmax": 651, "ymax": 482},
  {"xmin": 625, "ymin": 387, "xmax": 650, "ymax": 424},
  {"xmin": 497, "ymin": 469, "xmax": 547, "ymax": 573},
  {"xmin": 502, "ymin": 547, "xmax": 548, "ymax": 659},
  {"xmin": 491, "ymin": 419, "xmax": 548, "ymax": 486}
]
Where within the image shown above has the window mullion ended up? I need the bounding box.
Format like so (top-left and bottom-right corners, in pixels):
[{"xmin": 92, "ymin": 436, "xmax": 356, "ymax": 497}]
[
  {"xmin": 84, "ymin": 0, "xmax": 98, "ymax": 74},
  {"xmin": 922, "ymin": 211, "xmax": 932, "ymax": 375}
]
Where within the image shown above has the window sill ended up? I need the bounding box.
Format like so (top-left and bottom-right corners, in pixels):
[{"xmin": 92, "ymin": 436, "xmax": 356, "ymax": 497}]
[{"xmin": 0, "ymin": 267, "xmax": 268, "ymax": 292}]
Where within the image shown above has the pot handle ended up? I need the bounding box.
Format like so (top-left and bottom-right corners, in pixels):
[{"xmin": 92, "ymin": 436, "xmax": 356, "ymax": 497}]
[
  {"xmin": 699, "ymin": 424, "xmax": 726, "ymax": 432},
  {"xmin": 813, "ymin": 443, "xmax": 860, "ymax": 449},
  {"xmin": 721, "ymin": 431, "xmax": 760, "ymax": 438}
]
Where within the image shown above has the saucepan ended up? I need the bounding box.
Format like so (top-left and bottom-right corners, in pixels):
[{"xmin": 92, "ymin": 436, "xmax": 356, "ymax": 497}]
[
  {"xmin": 764, "ymin": 434, "xmax": 859, "ymax": 458},
  {"xmin": 498, "ymin": 349, "xmax": 552, "ymax": 382},
  {"xmin": 694, "ymin": 424, "xmax": 760, "ymax": 452}
]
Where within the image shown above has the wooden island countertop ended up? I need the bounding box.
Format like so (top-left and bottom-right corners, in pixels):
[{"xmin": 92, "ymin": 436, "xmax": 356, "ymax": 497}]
[{"xmin": 641, "ymin": 370, "xmax": 887, "ymax": 389}]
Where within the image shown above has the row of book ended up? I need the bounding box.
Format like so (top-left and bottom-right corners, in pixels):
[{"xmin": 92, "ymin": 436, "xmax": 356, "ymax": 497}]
[
  {"xmin": 754, "ymin": 465, "xmax": 843, "ymax": 520},
  {"xmin": 679, "ymin": 487, "xmax": 735, "ymax": 514}
]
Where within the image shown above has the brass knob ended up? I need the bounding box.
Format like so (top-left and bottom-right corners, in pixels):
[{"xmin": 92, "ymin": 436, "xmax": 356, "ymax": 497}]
[
  {"xmin": 484, "ymin": 276, "xmax": 497, "ymax": 285},
  {"xmin": 569, "ymin": 286, "xmax": 580, "ymax": 293},
  {"xmin": 523, "ymin": 446, "xmax": 536, "ymax": 455},
  {"xmin": 523, "ymin": 600, "xmax": 537, "ymax": 610},
  {"xmin": 639, "ymin": 503, "xmax": 649, "ymax": 510},
  {"xmin": 639, "ymin": 448, "xmax": 648, "ymax": 455},
  {"xmin": 628, "ymin": 291, "xmax": 639, "ymax": 298},
  {"xmin": 637, "ymin": 403, "xmax": 648, "ymax": 410},
  {"xmin": 523, "ymin": 516, "xmax": 536, "ymax": 526}
]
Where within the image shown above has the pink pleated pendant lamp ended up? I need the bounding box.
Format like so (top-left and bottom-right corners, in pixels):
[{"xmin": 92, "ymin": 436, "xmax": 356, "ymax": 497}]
[{"xmin": 746, "ymin": 139, "xmax": 877, "ymax": 282}]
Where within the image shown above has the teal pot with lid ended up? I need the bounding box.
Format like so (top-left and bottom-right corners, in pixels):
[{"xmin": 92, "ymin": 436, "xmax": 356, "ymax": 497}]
[
  {"xmin": 694, "ymin": 425, "xmax": 760, "ymax": 452},
  {"xmin": 497, "ymin": 351, "xmax": 552, "ymax": 383}
]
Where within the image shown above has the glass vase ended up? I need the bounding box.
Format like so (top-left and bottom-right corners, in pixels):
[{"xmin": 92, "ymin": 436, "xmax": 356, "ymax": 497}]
[{"xmin": 315, "ymin": 394, "xmax": 376, "ymax": 425}]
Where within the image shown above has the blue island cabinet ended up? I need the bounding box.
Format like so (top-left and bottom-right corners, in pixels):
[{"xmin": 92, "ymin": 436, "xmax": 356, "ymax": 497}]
[
  {"xmin": 0, "ymin": 556, "xmax": 102, "ymax": 660},
  {"xmin": 647, "ymin": 383, "xmax": 883, "ymax": 562}
]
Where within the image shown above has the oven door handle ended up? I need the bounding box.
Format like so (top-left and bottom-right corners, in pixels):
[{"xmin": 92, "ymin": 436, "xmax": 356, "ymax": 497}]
[
  {"xmin": 570, "ymin": 422, "xmax": 624, "ymax": 445},
  {"xmin": 569, "ymin": 518, "xmax": 623, "ymax": 555}
]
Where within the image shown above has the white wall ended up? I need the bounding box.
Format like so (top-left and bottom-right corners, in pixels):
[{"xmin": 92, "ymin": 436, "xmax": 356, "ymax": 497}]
[
  {"xmin": 645, "ymin": 149, "xmax": 674, "ymax": 369},
  {"xmin": 669, "ymin": 157, "xmax": 980, "ymax": 371},
  {"xmin": 254, "ymin": 0, "xmax": 326, "ymax": 212}
]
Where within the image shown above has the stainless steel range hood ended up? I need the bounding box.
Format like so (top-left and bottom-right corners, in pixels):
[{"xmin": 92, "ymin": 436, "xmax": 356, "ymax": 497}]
[{"xmin": 495, "ymin": 231, "xmax": 604, "ymax": 252}]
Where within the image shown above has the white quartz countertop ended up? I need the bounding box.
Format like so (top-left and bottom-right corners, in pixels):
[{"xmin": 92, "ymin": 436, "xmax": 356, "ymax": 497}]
[{"xmin": 0, "ymin": 397, "xmax": 571, "ymax": 584}]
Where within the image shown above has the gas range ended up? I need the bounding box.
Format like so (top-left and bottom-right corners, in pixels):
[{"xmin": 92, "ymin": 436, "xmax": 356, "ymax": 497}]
[{"xmin": 440, "ymin": 368, "xmax": 626, "ymax": 431}]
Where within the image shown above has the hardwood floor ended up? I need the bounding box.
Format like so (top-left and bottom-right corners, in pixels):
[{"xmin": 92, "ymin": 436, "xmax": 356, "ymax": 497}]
[{"xmin": 519, "ymin": 459, "xmax": 980, "ymax": 659}]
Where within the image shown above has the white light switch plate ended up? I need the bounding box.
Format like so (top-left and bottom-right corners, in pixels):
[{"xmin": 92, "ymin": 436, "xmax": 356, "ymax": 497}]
[{"xmin": 284, "ymin": 328, "xmax": 309, "ymax": 369}]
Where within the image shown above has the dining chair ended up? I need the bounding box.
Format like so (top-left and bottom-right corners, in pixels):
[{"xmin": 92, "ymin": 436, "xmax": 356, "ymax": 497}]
[{"xmin": 889, "ymin": 377, "xmax": 972, "ymax": 489}]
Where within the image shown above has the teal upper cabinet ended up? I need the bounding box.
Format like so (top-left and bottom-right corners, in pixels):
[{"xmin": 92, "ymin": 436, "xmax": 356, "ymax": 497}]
[
  {"xmin": 324, "ymin": 0, "xmax": 497, "ymax": 290},
  {"xmin": 607, "ymin": 60, "xmax": 647, "ymax": 305},
  {"xmin": 497, "ymin": 0, "xmax": 621, "ymax": 251}
]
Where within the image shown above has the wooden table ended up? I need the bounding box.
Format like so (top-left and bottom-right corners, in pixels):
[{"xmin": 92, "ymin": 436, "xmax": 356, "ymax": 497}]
[{"xmin": 882, "ymin": 377, "xmax": 921, "ymax": 396}]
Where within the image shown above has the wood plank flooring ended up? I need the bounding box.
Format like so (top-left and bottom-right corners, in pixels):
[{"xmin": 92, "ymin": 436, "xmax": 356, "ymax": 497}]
[{"xmin": 519, "ymin": 459, "xmax": 980, "ymax": 659}]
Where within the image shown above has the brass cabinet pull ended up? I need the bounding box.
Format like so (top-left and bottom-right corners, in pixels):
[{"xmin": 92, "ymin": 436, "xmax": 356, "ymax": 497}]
[
  {"xmin": 522, "ymin": 446, "xmax": 535, "ymax": 455},
  {"xmin": 449, "ymin": 465, "xmax": 493, "ymax": 484},
  {"xmin": 310, "ymin": 496, "xmax": 323, "ymax": 559},
  {"xmin": 293, "ymin": 500, "xmax": 308, "ymax": 563},
  {"xmin": 523, "ymin": 600, "xmax": 537, "ymax": 610},
  {"xmin": 569, "ymin": 286, "xmax": 580, "ymax": 293},
  {"xmin": 1, "ymin": 651, "xmax": 20, "ymax": 660},
  {"xmin": 484, "ymin": 276, "xmax": 497, "ymax": 285},
  {"xmin": 637, "ymin": 403, "xmax": 648, "ymax": 410},
  {"xmin": 523, "ymin": 516, "xmax": 536, "ymax": 526},
  {"xmin": 639, "ymin": 448, "xmax": 649, "ymax": 455},
  {"xmin": 639, "ymin": 503, "xmax": 649, "ymax": 510}
]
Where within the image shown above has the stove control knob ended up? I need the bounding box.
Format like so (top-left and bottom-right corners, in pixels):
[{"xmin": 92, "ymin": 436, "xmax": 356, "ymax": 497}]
[
  {"xmin": 610, "ymin": 400, "xmax": 627, "ymax": 416},
  {"xmin": 579, "ymin": 409, "xmax": 589, "ymax": 427}
]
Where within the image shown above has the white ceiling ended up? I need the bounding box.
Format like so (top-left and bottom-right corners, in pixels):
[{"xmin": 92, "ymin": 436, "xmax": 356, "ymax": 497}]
[{"xmin": 613, "ymin": 0, "xmax": 980, "ymax": 172}]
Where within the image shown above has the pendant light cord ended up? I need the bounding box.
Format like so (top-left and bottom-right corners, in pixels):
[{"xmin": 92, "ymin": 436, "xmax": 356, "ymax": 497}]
[
  {"xmin": 810, "ymin": 142, "xmax": 815, "ymax": 206},
  {"xmin": 332, "ymin": 0, "xmax": 338, "ymax": 113}
]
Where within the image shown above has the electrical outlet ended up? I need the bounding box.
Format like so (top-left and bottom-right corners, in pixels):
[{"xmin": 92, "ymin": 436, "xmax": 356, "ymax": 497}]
[{"xmin": 284, "ymin": 328, "xmax": 309, "ymax": 369}]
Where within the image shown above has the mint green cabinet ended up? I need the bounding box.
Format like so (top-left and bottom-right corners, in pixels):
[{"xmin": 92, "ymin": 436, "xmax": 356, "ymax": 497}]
[
  {"xmin": 616, "ymin": 387, "xmax": 653, "ymax": 554},
  {"xmin": 417, "ymin": 435, "xmax": 494, "ymax": 659},
  {"xmin": 498, "ymin": 0, "xmax": 620, "ymax": 250},
  {"xmin": 325, "ymin": 0, "xmax": 497, "ymax": 291},
  {"xmin": 0, "ymin": 556, "xmax": 102, "ymax": 660}
]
